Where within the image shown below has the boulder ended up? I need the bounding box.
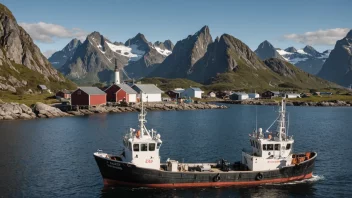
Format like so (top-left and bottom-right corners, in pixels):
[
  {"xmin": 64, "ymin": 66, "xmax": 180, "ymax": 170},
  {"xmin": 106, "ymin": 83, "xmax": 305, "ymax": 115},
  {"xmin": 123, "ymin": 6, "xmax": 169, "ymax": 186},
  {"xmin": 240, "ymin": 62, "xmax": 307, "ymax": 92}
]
[
  {"xmin": 34, "ymin": 102, "xmax": 69, "ymax": 118},
  {"xmin": 19, "ymin": 113, "xmax": 33, "ymax": 119},
  {"xmin": 3, "ymin": 115, "xmax": 14, "ymax": 120}
]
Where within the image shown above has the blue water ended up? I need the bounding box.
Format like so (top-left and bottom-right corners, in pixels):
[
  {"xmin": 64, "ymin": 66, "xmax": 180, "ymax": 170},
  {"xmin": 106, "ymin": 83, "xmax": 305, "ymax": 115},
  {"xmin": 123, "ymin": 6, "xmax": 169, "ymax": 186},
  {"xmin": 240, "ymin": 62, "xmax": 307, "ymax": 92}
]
[{"xmin": 0, "ymin": 105, "xmax": 351, "ymax": 197}]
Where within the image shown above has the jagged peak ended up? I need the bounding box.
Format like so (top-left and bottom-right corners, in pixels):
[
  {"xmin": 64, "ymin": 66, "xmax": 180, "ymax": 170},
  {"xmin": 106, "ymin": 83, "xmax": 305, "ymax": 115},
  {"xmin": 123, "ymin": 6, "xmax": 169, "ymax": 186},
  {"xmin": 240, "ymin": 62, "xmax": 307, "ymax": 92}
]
[
  {"xmin": 125, "ymin": 32, "xmax": 149, "ymax": 46},
  {"xmin": 303, "ymin": 45, "xmax": 319, "ymax": 55},
  {"xmin": 346, "ymin": 29, "xmax": 352, "ymax": 38},
  {"xmin": 195, "ymin": 25, "xmax": 210, "ymax": 36},
  {"xmin": 0, "ymin": 3, "xmax": 15, "ymax": 20},
  {"xmin": 285, "ymin": 46, "xmax": 297, "ymax": 53},
  {"xmin": 258, "ymin": 40, "xmax": 275, "ymax": 49}
]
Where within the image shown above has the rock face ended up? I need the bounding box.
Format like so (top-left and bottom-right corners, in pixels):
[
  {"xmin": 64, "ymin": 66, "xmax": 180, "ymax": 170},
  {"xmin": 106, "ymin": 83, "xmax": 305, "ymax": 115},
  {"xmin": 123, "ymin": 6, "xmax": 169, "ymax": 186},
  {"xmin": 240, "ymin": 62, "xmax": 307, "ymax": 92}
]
[
  {"xmin": 263, "ymin": 58, "xmax": 295, "ymax": 77},
  {"xmin": 34, "ymin": 102, "xmax": 69, "ymax": 118},
  {"xmin": 124, "ymin": 33, "xmax": 173, "ymax": 79},
  {"xmin": 0, "ymin": 3, "xmax": 66, "ymax": 82},
  {"xmin": 189, "ymin": 34, "xmax": 268, "ymax": 83},
  {"xmin": 154, "ymin": 40, "xmax": 174, "ymax": 51},
  {"xmin": 0, "ymin": 102, "xmax": 36, "ymax": 120},
  {"xmin": 149, "ymin": 26, "xmax": 212, "ymax": 79},
  {"xmin": 318, "ymin": 30, "xmax": 352, "ymax": 86},
  {"xmin": 276, "ymin": 45, "xmax": 329, "ymax": 75},
  {"xmin": 48, "ymin": 39, "xmax": 82, "ymax": 69},
  {"xmin": 59, "ymin": 32, "xmax": 172, "ymax": 84},
  {"xmin": 254, "ymin": 40, "xmax": 285, "ymax": 61}
]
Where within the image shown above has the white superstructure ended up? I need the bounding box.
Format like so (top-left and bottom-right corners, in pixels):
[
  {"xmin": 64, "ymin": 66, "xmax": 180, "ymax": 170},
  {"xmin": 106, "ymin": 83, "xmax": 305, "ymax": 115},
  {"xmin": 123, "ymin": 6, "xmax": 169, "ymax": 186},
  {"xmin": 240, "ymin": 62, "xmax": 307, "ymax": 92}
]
[
  {"xmin": 114, "ymin": 59, "xmax": 120, "ymax": 84},
  {"xmin": 242, "ymin": 100, "xmax": 294, "ymax": 171},
  {"xmin": 121, "ymin": 94, "xmax": 162, "ymax": 170}
]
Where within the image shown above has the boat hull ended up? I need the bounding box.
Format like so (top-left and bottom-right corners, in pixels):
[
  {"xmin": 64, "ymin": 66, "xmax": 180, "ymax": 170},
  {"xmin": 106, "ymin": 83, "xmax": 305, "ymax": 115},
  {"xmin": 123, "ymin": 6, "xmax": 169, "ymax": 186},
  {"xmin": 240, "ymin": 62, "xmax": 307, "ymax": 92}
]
[{"xmin": 94, "ymin": 152, "xmax": 316, "ymax": 188}]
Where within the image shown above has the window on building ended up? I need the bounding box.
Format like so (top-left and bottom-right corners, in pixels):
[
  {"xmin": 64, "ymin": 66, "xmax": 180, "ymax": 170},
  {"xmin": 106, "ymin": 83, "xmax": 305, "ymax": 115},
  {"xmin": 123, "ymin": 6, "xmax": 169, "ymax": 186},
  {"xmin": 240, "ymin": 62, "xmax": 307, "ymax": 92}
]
[
  {"xmin": 157, "ymin": 143, "xmax": 162, "ymax": 149},
  {"xmin": 149, "ymin": 143, "xmax": 155, "ymax": 151},
  {"xmin": 263, "ymin": 144, "xmax": 267, "ymax": 150},
  {"xmin": 141, "ymin": 144, "xmax": 148, "ymax": 151},
  {"xmin": 286, "ymin": 144, "xmax": 291, "ymax": 150},
  {"xmin": 275, "ymin": 144, "xmax": 280, "ymax": 150},
  {"xmin": 133, "ymin": 144, "xmax": 139, "ymax": 151},
  {"xmin": 77, "ymin": 90, "xmax": 81, "ymax": 95},
  {"xmin": 268, "ymin": 144, "xmax": 273, "ymax": 150}
]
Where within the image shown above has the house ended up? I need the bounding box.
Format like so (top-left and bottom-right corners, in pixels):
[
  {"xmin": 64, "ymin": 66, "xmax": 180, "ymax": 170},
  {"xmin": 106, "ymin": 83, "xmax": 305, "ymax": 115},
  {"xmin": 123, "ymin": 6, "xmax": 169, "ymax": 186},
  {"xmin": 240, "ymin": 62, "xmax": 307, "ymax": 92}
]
[
  {"xmin": 180, "ymin": 87, "xmax": 204, "ymax": 99},
  {"xmin": 313, "ymin": 92, "xmax": 333, "ymax": 96},
  {"xmin": 166, "ymin": 89, "xmax": 184, "ymax": 99},
  {"xmin": 105, "ymin": 84, "xmax": 137, "ymax": 103},
  {"xmin": 301, "ymin": 93, "xmax": 312, "ymax": 98},
  {"xmin": 131, "ymin": 84, "xmax": 163, "ymax": 102},
  {"xmin": 230, "ymin": 92, "xmax": 249, "ymax": 100},
  {"xmin": 208, "ymin": 92, "xmax": 216, "ymax": 98},
  {"xmin": 261, "ymin": 91, "xmax": 281, "ymax": 99},
  {"xmin": 37, "ymin": 85, "xmax": 47, "ymax": 91},
  {"xmin": 284, "ymin": 93, "xmax": 301, "ymax": 98},
  {"xmin": 216, "ymin": 91, "xmax": 232, "ymax": 99},
  {"xmin": 71, "ymin": 87, "xmax": 106, "ymax": 106},
  {"xmin": 248, "ymin": 93, "xmax": 260, "ymax": 99},
  {"xmin": 55, "ymin": 90, "xmax": 71, "ymax": 99}
]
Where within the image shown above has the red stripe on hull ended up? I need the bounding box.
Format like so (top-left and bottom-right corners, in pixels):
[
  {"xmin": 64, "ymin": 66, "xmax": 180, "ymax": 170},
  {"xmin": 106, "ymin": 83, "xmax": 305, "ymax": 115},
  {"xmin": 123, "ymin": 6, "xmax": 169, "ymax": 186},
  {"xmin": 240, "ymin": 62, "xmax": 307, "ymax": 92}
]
[{"xmin": 103, "ymin": 172, "xmax": 313, "ymax": 188}]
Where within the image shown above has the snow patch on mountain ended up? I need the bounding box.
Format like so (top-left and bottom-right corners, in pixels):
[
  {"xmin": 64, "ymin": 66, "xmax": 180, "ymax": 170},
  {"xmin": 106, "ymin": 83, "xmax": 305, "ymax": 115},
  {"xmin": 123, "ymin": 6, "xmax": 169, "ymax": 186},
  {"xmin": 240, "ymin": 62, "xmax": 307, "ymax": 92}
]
[
  {"xmin": 106, "ymin": 42, "xmax": 145, "ymax": 61},
  {"xmin": 153, "ymin": 46, "xmax": 172, "ymax": 56}
]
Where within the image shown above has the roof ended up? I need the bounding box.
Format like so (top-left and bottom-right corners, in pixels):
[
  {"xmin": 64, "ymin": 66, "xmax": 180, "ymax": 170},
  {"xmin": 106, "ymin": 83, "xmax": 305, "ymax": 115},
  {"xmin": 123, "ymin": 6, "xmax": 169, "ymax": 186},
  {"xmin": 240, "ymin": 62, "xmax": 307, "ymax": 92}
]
[
  {"xmin": 169, "ymin": 89, "xmax": 184, "ymax": 94},
  {"xmin": 78, "ymin": 87, "xmax": 106, "ymax": 95},
  {"xmin": 58, "ymin": 89, "xmax": 71, "ymax": 94},
  {"xmin": 285, "ymin": 93, "xmax": 300, "ymax": 95},
  {"xmin": 189, "ymin": 87, "xmax": 202, "ymax": 91},
  {"xmin": 38, "ymin": 85, "xmax": 47, "ymax": 90},
  {"xmin": 132, "ymin": 84, "xmax": 163, "ymax": 94},
  {"xmin": 232, "ymin": 92, "xmax": 248, "ymax": 96},
  {"xmin": 117, "ymin": 84, "xmax": 137, "ymax": 94}
]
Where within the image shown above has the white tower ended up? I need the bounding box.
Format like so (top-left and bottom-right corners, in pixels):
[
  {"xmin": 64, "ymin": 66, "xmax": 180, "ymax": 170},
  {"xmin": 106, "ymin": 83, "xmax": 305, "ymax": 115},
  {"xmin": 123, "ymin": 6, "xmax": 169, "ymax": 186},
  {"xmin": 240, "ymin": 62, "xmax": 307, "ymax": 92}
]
[{"xmin": 114, "ymin": 59, "xmax": 120, "ymax": 84}]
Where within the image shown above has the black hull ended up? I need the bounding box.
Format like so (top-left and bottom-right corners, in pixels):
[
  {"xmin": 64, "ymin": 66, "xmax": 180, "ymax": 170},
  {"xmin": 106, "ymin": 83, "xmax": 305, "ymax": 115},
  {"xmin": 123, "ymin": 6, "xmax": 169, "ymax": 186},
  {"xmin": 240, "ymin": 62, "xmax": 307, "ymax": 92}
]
[{"xmin": 94, "ymin": 152, "xmax": 316, "ymax": 188}]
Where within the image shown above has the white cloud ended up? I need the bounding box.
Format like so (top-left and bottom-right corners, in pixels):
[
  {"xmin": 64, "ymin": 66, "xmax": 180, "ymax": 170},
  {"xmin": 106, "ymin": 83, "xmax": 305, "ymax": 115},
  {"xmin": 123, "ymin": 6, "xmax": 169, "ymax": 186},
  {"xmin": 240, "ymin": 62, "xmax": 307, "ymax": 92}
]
[
  {"xmin": 19, "ymin": 22, "xmax": 88, "ymax": 43},
  {"xmin": 43, "ymin": 50, "xmax": 56, "ymax": 58},
  {"xmin": 283, "ymin": 28, "xmax": 350, "ymax": 45}
]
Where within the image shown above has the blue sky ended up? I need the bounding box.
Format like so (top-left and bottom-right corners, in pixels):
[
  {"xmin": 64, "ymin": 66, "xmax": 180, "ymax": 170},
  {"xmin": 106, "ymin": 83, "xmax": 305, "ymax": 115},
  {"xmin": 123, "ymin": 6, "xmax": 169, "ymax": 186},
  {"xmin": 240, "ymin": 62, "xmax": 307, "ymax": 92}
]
[{"xmin": 2, "ymin": 0, "xmax": 351, "ymax": 57}]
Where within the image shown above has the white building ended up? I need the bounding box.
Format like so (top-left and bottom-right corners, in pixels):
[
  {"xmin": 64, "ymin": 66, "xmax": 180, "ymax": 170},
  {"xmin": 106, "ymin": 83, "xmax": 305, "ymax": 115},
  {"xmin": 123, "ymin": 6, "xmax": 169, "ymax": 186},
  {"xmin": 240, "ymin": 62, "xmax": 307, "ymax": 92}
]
[
  {"xmin": 180, "ymin": 87, "xmax": 204, "ymax": 99},
  {"xmin": 131, "ymin": 84, "xmax": 163, "ymax": 102},
  {"xmin": 285, "ymin": 93, "xmax": 301, "ymax": 99},
  {"xmin": 208, "ymin": 92, "xmax": 216, "ymax": 98},
  {"xmin": 248, "ymin": 93, "xmax": 260, "ymax": 99},
  {"xmin": 230, "ymin": 92, "xmax": 249, "ymax": 100}
]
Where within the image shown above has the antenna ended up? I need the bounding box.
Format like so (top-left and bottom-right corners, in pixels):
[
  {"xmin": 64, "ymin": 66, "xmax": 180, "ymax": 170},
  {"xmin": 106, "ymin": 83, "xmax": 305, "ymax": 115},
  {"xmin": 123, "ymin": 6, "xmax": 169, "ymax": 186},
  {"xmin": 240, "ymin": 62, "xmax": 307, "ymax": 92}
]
[{"xmin": 255, "ymin": 105, "xmax": 258, "ymax": 132}]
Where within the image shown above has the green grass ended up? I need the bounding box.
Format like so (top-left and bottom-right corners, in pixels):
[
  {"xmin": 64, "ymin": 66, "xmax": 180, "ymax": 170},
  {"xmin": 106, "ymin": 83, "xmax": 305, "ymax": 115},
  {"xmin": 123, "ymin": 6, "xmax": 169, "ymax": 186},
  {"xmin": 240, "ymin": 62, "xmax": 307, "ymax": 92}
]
[
  {"xmin": 0, "ymin": 91, "xmax": 58, "ymax": 106},
  {"xmin": 280, "ymin": 95, "xmax": 352, "ymax": 103},
  {"xmin": 140, "ymin": 77, "xmax": 202, "ymax": 91}
]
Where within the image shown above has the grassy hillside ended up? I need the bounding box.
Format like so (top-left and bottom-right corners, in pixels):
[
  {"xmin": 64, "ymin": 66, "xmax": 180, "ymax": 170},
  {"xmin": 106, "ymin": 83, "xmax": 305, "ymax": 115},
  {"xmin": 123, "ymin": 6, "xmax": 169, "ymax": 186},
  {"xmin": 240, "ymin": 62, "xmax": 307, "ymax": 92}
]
[
  {"xmin": 0, "ymin": 61, "xmax": 76, "ymax": 92},
  {"xmin": 140, "ymin": 77, "xmax": 202, "ymax": 91}
]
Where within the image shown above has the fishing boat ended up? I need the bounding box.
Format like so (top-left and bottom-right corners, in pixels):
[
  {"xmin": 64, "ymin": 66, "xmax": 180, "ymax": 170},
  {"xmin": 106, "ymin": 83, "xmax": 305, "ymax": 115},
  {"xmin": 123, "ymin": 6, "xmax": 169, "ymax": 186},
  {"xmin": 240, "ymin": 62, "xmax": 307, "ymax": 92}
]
[{"xmin": 94, "ymin": 98, "xmax": 316, "ymax": 188}]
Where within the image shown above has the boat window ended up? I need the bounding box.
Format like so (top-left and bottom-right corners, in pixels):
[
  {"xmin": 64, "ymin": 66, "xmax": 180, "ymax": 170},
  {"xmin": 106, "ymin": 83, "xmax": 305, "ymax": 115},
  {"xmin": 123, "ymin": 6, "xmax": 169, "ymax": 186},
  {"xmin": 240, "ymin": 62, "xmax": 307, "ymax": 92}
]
[
  {"xmin": 263, "ymin": 144, "xmax": 267, "ymax": 150},
  {"xmin": 256, "ymin": 142, "xmax": 259, "ymax": 149},
  {"xmin": 268, "ymin": 144, "xmax": 273, "ymax": 150},
  {"xmin": 141, "ymin": 144, "xmax": 148, "ymax": 151},
  {"xmin": 157, "ymin": 143, "xmax": 162, "ymax": 149},
  {"xmin": 275, "ymin": 144, "xmax": 280, "ymax": 150},
  {"xmin": 133, "ymin": 144, "xmax": 139, "ymax": 151},
  {"xmin": 149, "ymin": 143, "xmax": 155, "ymax": 151},
  {"xmin": 128, "ymin": 142, "xmax": 132, "ymax": 150},
  {"xmin": 250, "ymin": 140, "xmax": 253, "ymax": 146},
  {"xmin": 286, "ymin": 144, "xmax": 291, "ymax": 150}
]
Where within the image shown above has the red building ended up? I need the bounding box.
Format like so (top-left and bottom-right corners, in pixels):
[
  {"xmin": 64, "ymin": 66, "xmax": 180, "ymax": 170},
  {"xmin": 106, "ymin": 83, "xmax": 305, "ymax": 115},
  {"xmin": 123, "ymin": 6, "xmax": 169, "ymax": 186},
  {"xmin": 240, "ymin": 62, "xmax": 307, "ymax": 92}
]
[
  {"xmin": 105, "ymin": 84, "xmax": 137, "ymax": 103},
  {"xmin": 55, "ymin": 90, "xmax": 71, "ymax": 99},
  {"xmin": 71, "ymin": 87, "xmax": 106, "ymax": 106}
]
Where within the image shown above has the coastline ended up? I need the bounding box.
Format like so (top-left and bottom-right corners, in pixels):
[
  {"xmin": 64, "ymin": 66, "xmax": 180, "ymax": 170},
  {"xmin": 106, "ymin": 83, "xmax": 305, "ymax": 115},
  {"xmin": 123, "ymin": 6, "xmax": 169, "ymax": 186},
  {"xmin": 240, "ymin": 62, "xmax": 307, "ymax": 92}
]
[
  {"xmin": 219, "ymin": 99, "xmax": 352, "ymax": 107},
  {"xmin": 0, "ymin": 102, "xmax": 228, "ymax": 121}
]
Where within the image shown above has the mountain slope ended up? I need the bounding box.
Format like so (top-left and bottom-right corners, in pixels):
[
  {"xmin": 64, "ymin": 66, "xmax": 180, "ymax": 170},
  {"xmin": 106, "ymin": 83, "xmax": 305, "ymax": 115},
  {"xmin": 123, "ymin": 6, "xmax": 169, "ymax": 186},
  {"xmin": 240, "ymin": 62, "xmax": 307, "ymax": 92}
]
[
  {"xmin": 255, "ymin": 40, "xmax": 285, "ymax": 61},
  {"xmin": 148, "ymin": 25, "xmax": 212, "ymax": 78},
  {"xmin": 124, "ymin": 33, "xmax": 172, "ymax": 79},
  {"xmin": 0, "ymin": 3, "xmax": 75, "ymax": 93},
  {"xmin": 48, "ymin": 39, "xmax": 82, "ymax": 69},
  {"xmin": 318, "ymin": 30, "xmax": 352, "ymax": 86},
  {"xmin": 276, "ymin": 45, "xmax": 329, "ymax": 75}
]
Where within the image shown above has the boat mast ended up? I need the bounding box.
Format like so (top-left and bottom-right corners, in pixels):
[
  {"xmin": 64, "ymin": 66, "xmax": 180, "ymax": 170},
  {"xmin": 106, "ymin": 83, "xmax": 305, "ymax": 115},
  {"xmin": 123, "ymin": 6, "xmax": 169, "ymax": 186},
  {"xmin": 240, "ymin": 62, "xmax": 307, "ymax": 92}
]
[
  {"xmin": 139, "ymin": 92, "xmax": 146, "ymax": 138},
  {"xmin": 276, "ymin": 99, "xmax": 286, "ymax": 141}
]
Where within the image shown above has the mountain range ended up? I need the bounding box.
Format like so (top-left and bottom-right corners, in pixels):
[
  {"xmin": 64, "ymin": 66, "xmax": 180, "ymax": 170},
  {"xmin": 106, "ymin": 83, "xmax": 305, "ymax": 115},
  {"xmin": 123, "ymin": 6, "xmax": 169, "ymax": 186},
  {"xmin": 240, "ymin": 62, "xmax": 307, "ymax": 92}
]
[
  {"xmin": 255, "ymin": 40, "xmax": 330, "ymax": 75},
  {"xmin": 50, "ymin": 32, "xmax": 173, "ymax": 85},
  {"xmin": 0, "ymin": 3, "xmax": 75, "ymax": 93}
]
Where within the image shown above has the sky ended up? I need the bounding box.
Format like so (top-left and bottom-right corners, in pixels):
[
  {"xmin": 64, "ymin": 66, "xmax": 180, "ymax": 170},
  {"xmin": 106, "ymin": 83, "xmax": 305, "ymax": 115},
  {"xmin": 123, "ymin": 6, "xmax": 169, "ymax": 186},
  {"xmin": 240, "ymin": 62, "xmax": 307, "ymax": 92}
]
[{"xmin": 2, "ymin": 0, "xmax": 351, "ymax": 57}]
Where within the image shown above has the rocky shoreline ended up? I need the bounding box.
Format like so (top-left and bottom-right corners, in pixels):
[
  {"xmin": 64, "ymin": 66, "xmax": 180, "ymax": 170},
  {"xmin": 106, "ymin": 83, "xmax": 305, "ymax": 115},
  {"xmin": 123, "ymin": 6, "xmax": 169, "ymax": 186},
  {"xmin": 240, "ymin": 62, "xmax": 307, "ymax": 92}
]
[
  {"xmin": 220, "ymin": 100, "xmax": 352, "ymax": 107},
  {"xmin": 0, "ymin": 101, "xmax": 228, "ymax": 120}
]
